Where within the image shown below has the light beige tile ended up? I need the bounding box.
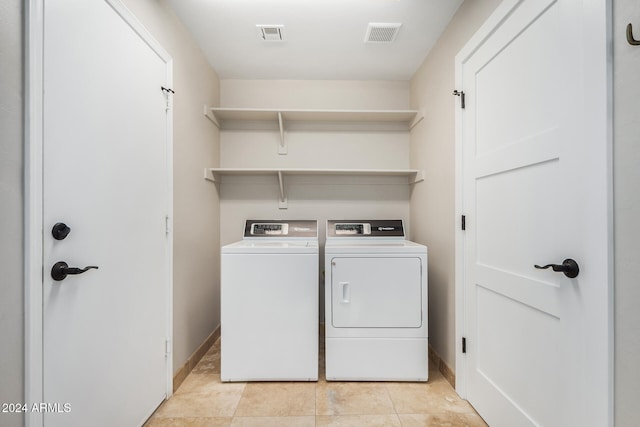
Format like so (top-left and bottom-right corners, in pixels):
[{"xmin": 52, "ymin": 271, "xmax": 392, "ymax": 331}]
[
  {"xmin": 153, "ymin": 392, "xmax": 242, "ymax": 419},
  {"xmin": 398, "ymin": 412, "xmax": 489, "ymax": 427},
  {"xmin": 192, "ymin": 353, "xmax": 221, "ymax": 375},
  {"xmin": 317, "ymin": 414, "xmax": 402, "ymax": 426},
  {"xmin": 192, "ymin": 340, "xmax": 222, "ymax": 375},
  {"xmin": 318, "ymin": 352, "xmax": 327, "ymax": 382},
  {"xmin": 316, "ymin": 382, "xmax": 395, "ymax": 416},
  {"xmin": 145, "ymin": 417, "xmax": 232, "ymax": 427},
  {"xmin": 154, "ymin": 376, "xmax": 245, "ymax": 418},
  {"xmin": 386, "ymin": 382, "xmax": 475, "ymax": 415},
  {"xmin": 157, "ymin": 330, "xmax": 489, "ymax": 426},
  {"xmin": 428, "ymin": 362, "xmax": 446, "ymax": 383},
  {"xmin": 234, "ymin": 382, "xmax": 316, "ymax": 416},
  {"xmin": 175, "ymin": 373, "xmax": 228, "ymax": 393},
  {"xmin": 230, "ymin": 416, "xmax": 315, "ymax": 427}
]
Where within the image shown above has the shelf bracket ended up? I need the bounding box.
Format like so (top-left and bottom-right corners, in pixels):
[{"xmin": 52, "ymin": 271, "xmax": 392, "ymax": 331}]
[
  {"xmin": 203, "ymin": 105, "xmax": 220, "ymax": 128},
  {"xmin": 277, "ymin": 170, "xmax": 288, "ymax": 209},
  {"xmin": 204, "ymin": 168, "xmax": 217, "ymax": 182},
  {"xmin": 277, "ymin": 112, "xmax": 287, "ymax": 155},
  {"xmin": 409, "ymin": 111, "xmax": 425, "ymax": 130},
  {"xmin": 411, "ymin": 170, "xmax": 425, "ymax": 184}
]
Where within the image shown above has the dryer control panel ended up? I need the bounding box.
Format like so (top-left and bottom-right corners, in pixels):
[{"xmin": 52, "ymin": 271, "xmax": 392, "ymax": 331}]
[
  {"xmin": 327, "ymin": 220, "xmax": 405, "ymax": 238},
  {"xmin": 335, "ymin": 223, "xmax": 371, "ymax": 235}
]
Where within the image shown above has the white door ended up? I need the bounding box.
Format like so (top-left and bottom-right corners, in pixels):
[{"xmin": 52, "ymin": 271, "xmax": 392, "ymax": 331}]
[
  {"xmin": 43, "ymin": 1, "xmax": 172, "ymax": 426},
  {"xmin": 456, "ymin": 0, "xmax": 612, "ymax": 426}
]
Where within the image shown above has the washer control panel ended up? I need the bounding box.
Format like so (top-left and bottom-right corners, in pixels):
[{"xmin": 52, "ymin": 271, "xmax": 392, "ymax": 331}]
[
  {"xmin": 244, "ymin": 220, "xmax": 318, "ymax": 238},
  {"xmin": 250, "ymin": 223, "xmax": 289, "ymax": 236}
]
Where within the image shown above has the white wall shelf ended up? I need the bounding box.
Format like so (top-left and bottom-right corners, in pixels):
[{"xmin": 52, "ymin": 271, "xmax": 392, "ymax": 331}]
[
  {"xmin": 204, "ymin": 168, "xmax": 424, "ymax": 209},
  {"xmin": 205, "ymin": 107, "xmax": 424, "ymax": 155},
  {"xmin": 207, "ymin": 107, "xmax": 423, "ymax": 128},
  {"xmin": 206, "ymin": 107, "xmax": 423, "ymax": 208}
]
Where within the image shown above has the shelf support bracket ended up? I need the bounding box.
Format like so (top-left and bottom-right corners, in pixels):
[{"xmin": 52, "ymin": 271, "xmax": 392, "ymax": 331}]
[
  {"xmin": 203, "ymin": 105, "xmax": 220, "ymax": 128},
  {"xmin": 204, "ymin": 168, "xmax": 217, "ymax": 182},
  {"xmin": 277, "ymin": 112, "xmax": 287, "ymax": 155},
  {"xmin": 411, "ymin": 170, "xmax": 425, "ymax": 184},
  {"xmin": 409, "ymin": 111, "xmax": 425, "ymax": 130},
  {"xmin": 277, "ymin": 170, "xmax": 288, "ymax": 209}
]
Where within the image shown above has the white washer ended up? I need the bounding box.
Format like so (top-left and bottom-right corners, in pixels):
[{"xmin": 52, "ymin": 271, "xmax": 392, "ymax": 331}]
[
  {"xmin": 324, "ymin": 220, "xmax": 428, "ymax": 381},
  {"xmin": 221, "ymin": 220, "xmax": 319, "ymax": 382}
]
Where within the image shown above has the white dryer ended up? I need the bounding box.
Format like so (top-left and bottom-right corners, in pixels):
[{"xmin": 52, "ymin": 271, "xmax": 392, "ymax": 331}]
[
  {"xmin": 221, "ymin": 220, "xmax": 318, "ymax": 382},
  {"xmin": 324, "ymin": 220, "xmax": 428, "ymax": 381}
]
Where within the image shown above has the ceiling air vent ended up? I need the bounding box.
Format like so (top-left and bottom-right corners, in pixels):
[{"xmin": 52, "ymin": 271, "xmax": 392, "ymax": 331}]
[
  {"xmin": 256, "ymin": 25, "xmax": 286, "ymax": 42},
  {"xmin": 365, "ymin": 23, "xmax": 402, "ymax": 43}
]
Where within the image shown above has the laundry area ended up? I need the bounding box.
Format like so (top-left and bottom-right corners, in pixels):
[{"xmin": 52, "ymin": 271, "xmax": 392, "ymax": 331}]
[{"xmin": 8, "ymin": 0, "xmax": 632, "ymax": 426}]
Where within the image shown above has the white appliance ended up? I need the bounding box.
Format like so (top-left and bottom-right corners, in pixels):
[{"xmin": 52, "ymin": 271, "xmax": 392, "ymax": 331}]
[
  {"xmin": 324, "ymin": 219, "xmax": 428, "ymax": 381},
  {"xmin": 221, "ymin": 220, "xmax": 319, "ymax": 382}
]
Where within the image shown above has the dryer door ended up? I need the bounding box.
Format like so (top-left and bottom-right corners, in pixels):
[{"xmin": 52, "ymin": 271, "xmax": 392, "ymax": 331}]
[{"xmin": 330, "ymin": 257, "xmax": 423, "ymax": 328}]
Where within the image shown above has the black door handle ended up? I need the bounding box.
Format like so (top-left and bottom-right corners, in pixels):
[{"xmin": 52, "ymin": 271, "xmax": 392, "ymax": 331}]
[
  {"xmin": 534, "ymin": 258, "xmax": 579, "ymax": 278},
  {"xmin": 52, "ymin": 222, "xmax": 71, "ymax": 240},
  {"xmin": 51, "ymin": 261, "xmax": 99, "ymax": 281}
]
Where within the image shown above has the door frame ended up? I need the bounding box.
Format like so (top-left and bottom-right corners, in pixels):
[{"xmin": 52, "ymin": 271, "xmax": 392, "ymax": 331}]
[
  {"xmin": 453, "ymin": 0, "xmax": 614, "ymax": 420},
  {"xmin": 24, "ymin": 1, "xmax": 174, "ymax": 425}
]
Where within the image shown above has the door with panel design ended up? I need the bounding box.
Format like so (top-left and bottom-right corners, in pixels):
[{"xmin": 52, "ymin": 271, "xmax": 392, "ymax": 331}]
[{"xmin": 457, "ymin": 0, "xmax": 612, "ymax": 426}]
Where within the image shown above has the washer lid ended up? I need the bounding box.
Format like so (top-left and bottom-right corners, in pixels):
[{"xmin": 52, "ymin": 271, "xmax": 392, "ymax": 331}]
[{"xmin": 222, "ymin": 239, "xmax": 319, "ymax": 254}]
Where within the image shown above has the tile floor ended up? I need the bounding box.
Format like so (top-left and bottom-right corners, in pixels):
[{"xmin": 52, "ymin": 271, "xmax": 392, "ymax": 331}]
[{"xmin": 145, "ymin": 335, "xmax": 488, "ymax": 427}]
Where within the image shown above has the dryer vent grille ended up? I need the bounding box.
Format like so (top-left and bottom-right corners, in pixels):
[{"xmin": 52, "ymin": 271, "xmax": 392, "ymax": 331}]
[{"xmin": 365, "ymin": 23, "xmax": 402, "ymax": 43}]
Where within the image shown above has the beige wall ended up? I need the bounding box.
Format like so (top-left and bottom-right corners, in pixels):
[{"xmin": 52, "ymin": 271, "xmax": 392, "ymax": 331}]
[
  {"xmin": 221, "ymin": 79, "xmax": 410, "ymax": 110},
  {"xmin": 219, "ymin": 79, "xmax": 412, "ymax": 246},
  {"xmin": 120, "ymin": 0, "xmax": 221, "ymax": 372},
  {"xmin": 613, "ymin": 0, "xmax": 640, "ymax": 425},
  {"xmin": 409, "ymin": 0, "xmax": 501, "ymax": 371},
  {"xmin": 0, "ymin": 0, "xmax": 24, "ymax": 425}
]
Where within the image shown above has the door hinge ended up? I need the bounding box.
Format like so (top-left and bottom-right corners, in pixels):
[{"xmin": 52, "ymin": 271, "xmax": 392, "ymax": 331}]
[
  {"xmin": 165, "ymin": 215, "xmax": 171, "ymax": 235},
  {"xmin": 462, "ymin": 337, "xmax": 467, "ymax": 354},
  {"xmin": 161, "ymin": 86, "xmax": 174, "ymax": 111},
  {"xmin": 165, "ymin": 339, "xmax": 172, "ymax": 356},
  {"xmin": 461, "ymin": 215, "xmax": 466, "ymax": 231},
  {"xmin": 453, "ymin": 90, "xmax": 465, "ymax": 109}
]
